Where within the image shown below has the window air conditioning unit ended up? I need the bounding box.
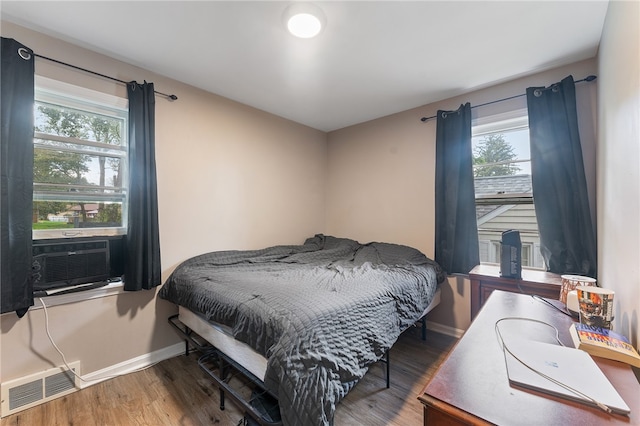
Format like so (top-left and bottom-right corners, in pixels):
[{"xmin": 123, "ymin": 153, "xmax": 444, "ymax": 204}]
[{"xmin": 32, "ymin": 239, "xmax": 110, "ymax": 291}]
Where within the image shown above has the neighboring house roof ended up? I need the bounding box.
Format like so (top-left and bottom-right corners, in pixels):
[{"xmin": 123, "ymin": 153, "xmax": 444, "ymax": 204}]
[
  {"xmin": 68, "ymin": 203, "xmax": 100, "ymax": 212},
  {"xmin": 62, "ymin": 204, "xmax": 100, "ymax": 216},
  {"xmin": 474, "ymin": 174, "xmax": 532, "ymax": 220},
  {"xmin": 475, "ymin": 174, "xmax": 532, "ymax": 197}
]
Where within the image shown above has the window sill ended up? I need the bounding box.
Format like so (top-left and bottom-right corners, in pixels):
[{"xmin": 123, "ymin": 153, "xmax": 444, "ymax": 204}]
[
  {"xmin": 32, "ymin": 281, "xmax": 125, "ymax": 310},
  {"xmin": 478, "ymin": 261, "xmax": 546, "ymax": 272}
]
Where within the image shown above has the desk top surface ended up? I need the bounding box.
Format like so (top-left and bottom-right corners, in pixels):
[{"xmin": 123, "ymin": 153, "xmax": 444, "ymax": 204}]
[{"xmin": 420, "ymin": 290, "xmax": 640, "ymax": 425}]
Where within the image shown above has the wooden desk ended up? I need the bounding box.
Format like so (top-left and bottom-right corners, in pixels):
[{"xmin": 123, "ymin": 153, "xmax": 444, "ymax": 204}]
[
  {"xmin": 470, "ymin": 264, "xmax": 562, "ymax": 320},
  {"xmin": 419, "ymin": 290, "xmax": 640, "ymax": 425}
]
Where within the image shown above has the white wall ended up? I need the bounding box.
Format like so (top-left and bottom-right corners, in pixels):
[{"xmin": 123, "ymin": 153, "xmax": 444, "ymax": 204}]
[{"xmin": 597, "ymin": 0, "xmax": 640, "ymax": 347}]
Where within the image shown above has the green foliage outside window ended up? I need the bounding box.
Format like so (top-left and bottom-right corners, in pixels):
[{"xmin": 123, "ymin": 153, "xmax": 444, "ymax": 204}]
[
  {"xmin": 34, "ymin": 102, "xmax": 124, "ymax": 229},
  {"xmin": 472, "ymin": 134, "xmax": 520, "ymax": 177}
]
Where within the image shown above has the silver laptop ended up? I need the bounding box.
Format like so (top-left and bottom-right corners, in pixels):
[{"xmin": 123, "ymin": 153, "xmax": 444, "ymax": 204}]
[{"xmin": 503, "ymin": 338, "xmax": 631, "ymax": 415}]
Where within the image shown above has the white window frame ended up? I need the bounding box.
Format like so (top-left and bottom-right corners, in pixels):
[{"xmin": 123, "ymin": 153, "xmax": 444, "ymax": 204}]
[
  {"xmin": 472, "ymin": 109, "xmax": 544, "ymax": 270},
  {"xmin": 33, "ymin": 77, "xmax": 129, "ymax": 240},
  {"xmin": 521, "ymin": 242, "xmax": 533, "ymax": 267}
]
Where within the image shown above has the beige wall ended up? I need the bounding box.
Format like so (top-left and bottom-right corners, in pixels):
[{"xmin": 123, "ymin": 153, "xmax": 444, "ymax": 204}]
[
  {"xmin": 2, "ymin": 4, "xmax": 631, "ymax": 395},
  {"xmin": 326, "ymin": 59, "xmax": 598, "ymax": 333},
  {"xmin": 0, "ymin": 22, "xmax": 327, "ymax": 387},
  {"xmin": 597, "ymin": 0, "xmax": 640, "ymax": 347}
]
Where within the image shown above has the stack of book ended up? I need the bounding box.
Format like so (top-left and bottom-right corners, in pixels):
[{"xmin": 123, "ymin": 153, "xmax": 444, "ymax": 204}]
[{"xmin": 569, "ymin": 323, "xmax": 640, "ymax": 368}]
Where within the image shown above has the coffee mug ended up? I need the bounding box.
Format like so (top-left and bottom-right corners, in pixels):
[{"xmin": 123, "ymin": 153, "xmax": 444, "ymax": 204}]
[
  {"xmin": 576, "ymin": 285, "xmax": 615, "ymax": 329},
  {"xmin": 560, "ymin": 275, "xmax": 596, "ymax": 304}
]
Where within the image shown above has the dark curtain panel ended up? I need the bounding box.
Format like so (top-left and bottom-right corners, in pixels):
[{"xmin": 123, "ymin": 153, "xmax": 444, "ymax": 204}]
[
  {"xmin": 124, "ymin": 81, "xmax": 161, "ymax": 290},
  {"xmin": 1, "ymin": 38, "xmax": 35, "ymax": 315},
  {"xmin": 434, "ymin": 103, "xmax": 479, "ymax": 274},
  {"xmin": 526, "ymin": 75, "xmax": 596, "ymax": 277}
]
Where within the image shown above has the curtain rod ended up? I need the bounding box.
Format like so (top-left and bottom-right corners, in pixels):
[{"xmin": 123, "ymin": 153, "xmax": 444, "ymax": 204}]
[
  {"xmin": 419, "ymin": 75, "xmax": 597, "ymax": 122},
  {"xmin": 32, "ymin": 52, "xmax": 178, "ymax": 101}
]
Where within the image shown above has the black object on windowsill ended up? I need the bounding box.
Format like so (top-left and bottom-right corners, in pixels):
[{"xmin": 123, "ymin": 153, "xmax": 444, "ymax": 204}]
[{"xmin": 500, "ymin": 230, "xmax": 522, "ymax": 279}]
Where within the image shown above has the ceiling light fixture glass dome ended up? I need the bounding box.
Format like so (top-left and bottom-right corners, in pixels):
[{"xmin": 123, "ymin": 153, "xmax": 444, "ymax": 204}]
[{"xmin": 283, "ymin": 3, "xmax": 326, "ymax": 39}]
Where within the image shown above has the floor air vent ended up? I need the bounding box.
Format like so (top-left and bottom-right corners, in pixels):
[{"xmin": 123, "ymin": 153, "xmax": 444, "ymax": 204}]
[{"xmin": 1, "ymin": 361, "xmax": 80, "ymax": 417}]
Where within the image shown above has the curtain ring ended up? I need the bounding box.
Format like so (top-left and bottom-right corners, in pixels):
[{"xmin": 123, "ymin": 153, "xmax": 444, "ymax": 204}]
[
  {"xmin": 17, "ymin": 47, "xmax": 31, "ymax": 61},
  {"xmin": 533, "ymin": 89, "xmax": 542, "ymax": 97},
  {"xmin": 441, "ymin": 112, "xmax": 447, "ymax": 119},
  {"xmin": 551, "ymin": 85, "xmax": 559, "ymax": 93}
]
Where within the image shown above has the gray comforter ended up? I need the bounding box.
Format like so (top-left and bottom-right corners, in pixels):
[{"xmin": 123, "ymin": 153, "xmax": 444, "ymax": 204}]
[{"xmin": 159, "ymin": 234, "xmax": 444, "ymax": 425}]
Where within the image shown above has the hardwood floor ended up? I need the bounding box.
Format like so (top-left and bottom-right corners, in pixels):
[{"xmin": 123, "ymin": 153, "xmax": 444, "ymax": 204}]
[{"xmin": 1, "ymin": 326, "xmax": 456, "ymax": 426}]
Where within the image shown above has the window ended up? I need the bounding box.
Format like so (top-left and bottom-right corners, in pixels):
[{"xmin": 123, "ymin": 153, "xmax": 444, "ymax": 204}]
[
  {"xmin": 472, "ymin": 109, "xmax": 544, "ymax": 269},
  {"xmin": 33, "ymin": 77, "xmax": 128, "ymax": 239}
]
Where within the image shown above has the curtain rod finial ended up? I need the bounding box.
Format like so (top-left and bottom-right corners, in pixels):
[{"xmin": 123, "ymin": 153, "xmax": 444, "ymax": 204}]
[{"xmin": 585, "ymin": 75, "xmax": 597, "ymax": 82}]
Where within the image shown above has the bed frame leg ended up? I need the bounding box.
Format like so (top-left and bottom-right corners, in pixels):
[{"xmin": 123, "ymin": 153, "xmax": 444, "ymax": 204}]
[
  {"xmin": 219, "ymin": 355, "xmax": 226, "ymax": 410},
  {"xmin": 421, "ymin": 317, "xmax": 427, "ymax": 341},
  {"xmin": 184, "ymin": 325, "xmax": 192, "ymax": 356},
  {"xmin": 385, "ymin": 350, "xmax": 390, "ymax": 389}
]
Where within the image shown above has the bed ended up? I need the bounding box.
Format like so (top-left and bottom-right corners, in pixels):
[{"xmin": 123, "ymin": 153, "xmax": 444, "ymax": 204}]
[{"xmin": 159, "ymin": 234, "xmax": 445, "ymax": 425}]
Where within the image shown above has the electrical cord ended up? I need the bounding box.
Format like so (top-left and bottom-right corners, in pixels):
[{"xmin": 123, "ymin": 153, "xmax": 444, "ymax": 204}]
[
  {"xmin": 494, "ymin": 317, "xmax": 613, "ymax": 414},
  {"xmin": 531, "ymin": 294, "xmax": 574, "ymax": 317},
  {"xmin": 38, "ymin": 297, "xmax": 159, "ymax": 384},
  {"xmin": 510, "ymin": 274, "xmax": 574, "ymax": 318},
  {"xmin": 495, "ymin": 316, "xmax": 564, "ymax": 347},
  {"xmin": 508, "ymin": 274, "xmax": 572, "ymax": 317},
  {"xmin": 513, "ymin": 277, "xmax": 575, "ymax": 317}
]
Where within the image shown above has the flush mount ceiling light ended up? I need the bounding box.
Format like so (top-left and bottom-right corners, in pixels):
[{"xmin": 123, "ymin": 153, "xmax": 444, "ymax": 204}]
[{"xmin": 283, "ymin": 3, "xmax": 326, "ymax": 39}]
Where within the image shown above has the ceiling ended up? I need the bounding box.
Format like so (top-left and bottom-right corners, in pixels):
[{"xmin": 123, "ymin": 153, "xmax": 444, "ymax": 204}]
[{"xmin": 1, "ymin": 1, "xmax": 609, "ymax": 132}]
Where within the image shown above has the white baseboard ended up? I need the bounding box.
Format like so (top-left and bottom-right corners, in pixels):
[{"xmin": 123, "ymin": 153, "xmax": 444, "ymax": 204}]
[
  {"xmin": 425, "ymin": 320, "xmax": 465, "ymax": 339},
  {"xmin": 79, "ymin": 342, "xmax": 184, "ymax": 388}
]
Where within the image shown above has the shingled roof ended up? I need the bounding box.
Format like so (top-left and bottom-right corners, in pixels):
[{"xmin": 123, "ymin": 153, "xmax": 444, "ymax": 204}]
[
  {"xmin": 474, "ymin": 174, "xmax": 532, "ymax": 220},
  {"xmin": 474, "ymin": 174, "xmax": 532, "ymax": 196}
]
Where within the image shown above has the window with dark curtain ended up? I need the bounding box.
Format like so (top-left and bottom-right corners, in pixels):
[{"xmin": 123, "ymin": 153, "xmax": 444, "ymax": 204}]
[
  {"xmin": 0, "ymin": 38, "xmax": 35, "ymax": 316},
  {"xmin": 526, "ymin": 75, "xmax": 597, "ymax": 277},
  {"xmin": 434, "ymin": 103, "xmax": 480, "ymax": 275},
  {"xmin": 124, "ymin": 81, "xmax": 161, "ymax": 290}
]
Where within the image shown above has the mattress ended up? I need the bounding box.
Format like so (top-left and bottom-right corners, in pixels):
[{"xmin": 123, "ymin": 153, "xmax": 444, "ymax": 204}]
[
  {"xmin": 177, "ymin": 286, "xmax": 442, "ymax": 382},
  {"xmin": 179, "ymin": 305, "xmax": 268, "ymax": 380}
]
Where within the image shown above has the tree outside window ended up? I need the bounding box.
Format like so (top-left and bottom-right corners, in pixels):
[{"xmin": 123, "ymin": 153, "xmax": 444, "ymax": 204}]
[
  {"xmin": 472, "ymin": 119, "xmax": 544, "ymax": 269},
  {"xmin": 33, "ymin": 79, "xmax": 127, "ymax": 238}
]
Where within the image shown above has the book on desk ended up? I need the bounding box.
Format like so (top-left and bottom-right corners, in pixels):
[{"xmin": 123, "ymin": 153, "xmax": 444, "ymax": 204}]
[{"xmin": 569, "ymin": 323, "xmax": 640, "ymax": 368}]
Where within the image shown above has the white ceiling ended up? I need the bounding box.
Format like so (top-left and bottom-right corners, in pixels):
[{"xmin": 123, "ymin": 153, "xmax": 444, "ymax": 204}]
[{"xmin": 1, "ymin": 1, "xmax": 609, "ymax": 132}]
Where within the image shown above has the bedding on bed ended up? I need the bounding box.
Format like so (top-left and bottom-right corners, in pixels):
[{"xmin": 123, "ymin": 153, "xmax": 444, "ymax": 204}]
[{"xmin": 159, "ymin": 234, "xmax": 444, "ymax": 426}]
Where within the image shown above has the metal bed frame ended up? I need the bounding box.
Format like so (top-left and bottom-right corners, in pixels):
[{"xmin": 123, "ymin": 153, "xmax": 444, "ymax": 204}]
[{"xmin": 168, "ymin": 314, "xmax": 397, "ymax": 425}]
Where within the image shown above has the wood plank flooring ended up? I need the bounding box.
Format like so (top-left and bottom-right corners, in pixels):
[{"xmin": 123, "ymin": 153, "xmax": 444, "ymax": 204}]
[{"xmin": 1, "ymin": 326, "xmax": 456, "ymax": 426}]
